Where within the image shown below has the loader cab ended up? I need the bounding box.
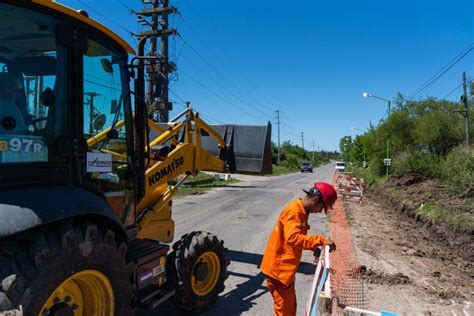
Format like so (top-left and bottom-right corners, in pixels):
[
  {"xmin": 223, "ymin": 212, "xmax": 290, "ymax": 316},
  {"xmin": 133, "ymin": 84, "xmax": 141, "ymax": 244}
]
[{"xmin": 0, "ymin": 1, "xmax": 136, "ymax": 224}]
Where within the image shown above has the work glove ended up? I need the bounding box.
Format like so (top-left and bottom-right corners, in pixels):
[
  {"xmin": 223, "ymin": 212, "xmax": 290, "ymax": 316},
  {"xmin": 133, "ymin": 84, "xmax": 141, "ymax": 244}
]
[
  {"xmin": 313, "ymin": 246, "xmax": 322, "ymax": 258},
  {"xmin": 313, "ymin": 246, "xmax": 322, "ymax": 263},
  {"xmin": 326, "ymin": 239, "xmax": 336, "ymax": 253}
]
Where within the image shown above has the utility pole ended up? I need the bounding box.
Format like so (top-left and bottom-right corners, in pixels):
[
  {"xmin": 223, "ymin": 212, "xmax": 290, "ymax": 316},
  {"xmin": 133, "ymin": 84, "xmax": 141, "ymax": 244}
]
[
  {"xmin": 275, "ymin": 110, "xmax": 281, "ymax": 164},
  {"xmin": 461, "ymin": 72, "xmax": 471, "ymax": 149},
  {"xmin": 84, "ymin": 92, "xmax": 100, "ymax": 135},
  {"xmin": 145, "ymin": 0, "xmax": 159, "ymax": 108},
  {"xmin": 160, "ymin": 0, "xmax": 171, "ymax": 122},
  {"xmin": 312, "ymin": 140, "xmax": 315, "ymax": 162},
  {"xmin": 137, "ymin": 0, "xmax": 176, "ymax": 122},
  {"xmin": 300, "ymin": 132, "xmax": 304, "ymax": 150}
]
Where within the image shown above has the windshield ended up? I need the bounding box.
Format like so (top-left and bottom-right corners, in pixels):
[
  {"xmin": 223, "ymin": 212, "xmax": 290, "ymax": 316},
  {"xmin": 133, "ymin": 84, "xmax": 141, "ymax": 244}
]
[
  {"xmin": 302, "ymin": 163, "xmax": 311, "ymax": 167},
  {"xmin": 0, "ymin": 3, "xmax": 67, "ymax": 164},
  {"xmin": 336, "ymin": 162, "xmax": 345, "ymax": 167},
  {"xmin": 83, "ymin": 37, "xmax": 129, "ymax": 143}
]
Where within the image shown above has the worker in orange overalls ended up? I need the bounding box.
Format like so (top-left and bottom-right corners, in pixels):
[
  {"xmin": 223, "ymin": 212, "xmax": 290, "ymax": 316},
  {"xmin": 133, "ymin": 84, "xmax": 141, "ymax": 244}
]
[{"xmin": 261, "ymin": 182, "xmax": 337, "ymax": 316}]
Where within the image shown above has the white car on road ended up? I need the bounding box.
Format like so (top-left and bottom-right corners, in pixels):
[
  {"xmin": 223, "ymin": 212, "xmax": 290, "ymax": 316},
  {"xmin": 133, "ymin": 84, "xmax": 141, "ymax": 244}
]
[{"xmin": 335, "ymin": 161, "xmax": 346, "ymax": 172}]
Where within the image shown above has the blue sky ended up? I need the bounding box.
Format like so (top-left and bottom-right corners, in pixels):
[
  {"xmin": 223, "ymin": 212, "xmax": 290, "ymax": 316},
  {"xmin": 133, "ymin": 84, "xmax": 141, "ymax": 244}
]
[{"xmin": 62, "ymin": 0, "xmax": 473, "ymax": 151}]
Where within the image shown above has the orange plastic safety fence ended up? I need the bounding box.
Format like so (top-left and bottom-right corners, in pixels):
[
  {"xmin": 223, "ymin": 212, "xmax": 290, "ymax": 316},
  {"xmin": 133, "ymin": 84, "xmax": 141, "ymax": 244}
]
[{"xmin": 329, "ymin": 181, "xmax": 365, "ymax": 314}]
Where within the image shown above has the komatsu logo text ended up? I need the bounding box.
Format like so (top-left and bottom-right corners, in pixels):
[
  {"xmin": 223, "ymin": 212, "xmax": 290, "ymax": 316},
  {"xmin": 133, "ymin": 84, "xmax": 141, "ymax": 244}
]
[{"xmin": 148, "ymin": 156, "xmax": 184, "ymax": 186}]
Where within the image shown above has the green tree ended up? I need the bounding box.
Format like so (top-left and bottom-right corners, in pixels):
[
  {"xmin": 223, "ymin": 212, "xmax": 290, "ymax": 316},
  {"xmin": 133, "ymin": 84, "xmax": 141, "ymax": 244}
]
[
  {"xmin": 339, "ymin": 136, "xmax": 352, "ymax": 161},
  {"xmin": 414, "ymin": 109, "xmax": 464, "ymax": 156}
]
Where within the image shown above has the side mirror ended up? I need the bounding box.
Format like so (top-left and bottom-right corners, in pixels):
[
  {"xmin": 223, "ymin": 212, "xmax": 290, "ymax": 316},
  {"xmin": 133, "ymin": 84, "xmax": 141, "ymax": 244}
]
[
  {"xmin": 93, "ymin": 114, "xmax": 106, "ymax": 131},
  {"xmin": 40, "ymin": 87, "xmax": 55, "ymax": 107},
  {"xmin": 100, "ymin": 58, "xmax": 114, "ymax": 74}
]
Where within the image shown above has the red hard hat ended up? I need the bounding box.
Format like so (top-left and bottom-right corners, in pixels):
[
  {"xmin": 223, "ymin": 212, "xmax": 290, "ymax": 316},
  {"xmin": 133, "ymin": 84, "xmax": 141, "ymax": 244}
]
[{"xmin": 315, "ymin": 182, "xmax": 337, "ymax": 214}]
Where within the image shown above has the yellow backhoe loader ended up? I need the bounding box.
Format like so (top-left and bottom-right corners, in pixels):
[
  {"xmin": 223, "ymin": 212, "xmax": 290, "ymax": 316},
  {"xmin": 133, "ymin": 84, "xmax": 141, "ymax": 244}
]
[{"xmin": 0, "ymin": 1, "xmax": 271, "ymax": 315}]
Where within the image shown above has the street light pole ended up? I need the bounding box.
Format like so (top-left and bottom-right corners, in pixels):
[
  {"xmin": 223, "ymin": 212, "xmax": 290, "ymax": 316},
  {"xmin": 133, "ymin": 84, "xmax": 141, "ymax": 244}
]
[
  {"xmin": 386, "ymin": 100, "xmax": 391, "ymax": 180},
  {"xmin": 363, "ymin": 92, "xmax": 391, "ymax": 180}
]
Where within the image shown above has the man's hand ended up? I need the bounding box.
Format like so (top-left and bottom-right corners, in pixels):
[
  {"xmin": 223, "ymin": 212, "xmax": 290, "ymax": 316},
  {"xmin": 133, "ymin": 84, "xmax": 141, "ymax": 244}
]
[
  {"xmin": 313, "ymin": 247, "xmax": 322, "ymax": 263},
  {"xmin": 313, "ymin": 247, "xmax": 322, "ymax": 258},
  {"xmin": 326, "ymin": 239, "xmax": 336, "ymax": 252}
]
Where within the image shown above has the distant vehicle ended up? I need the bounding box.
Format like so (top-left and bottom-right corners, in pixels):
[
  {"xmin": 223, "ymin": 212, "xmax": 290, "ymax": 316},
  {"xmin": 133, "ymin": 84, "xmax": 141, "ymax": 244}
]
[
  {"xmin": 335, "ymin": 161, "xmax": 346, "ymax": 172},
  {"xmin": 301, "ymin": 162, "xmax": 313, "ymax": 173}
]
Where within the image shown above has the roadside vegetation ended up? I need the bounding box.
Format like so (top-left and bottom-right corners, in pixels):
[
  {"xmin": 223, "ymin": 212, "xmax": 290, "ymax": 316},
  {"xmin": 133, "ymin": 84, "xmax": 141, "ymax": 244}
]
[
  {"xmin": 176, "ymin": 139, "xmax": 339, "ymax": 196},
  {"xmin": 271, "ymin": 141, "xmax": 339, "ymax": 175},
  {"xmin": 175, "ymin": 173, "xmax": 239, "ymax": 197},
  {"xmin": 339, "ymin": 85, "xmax": 473, "ymax": 234}
]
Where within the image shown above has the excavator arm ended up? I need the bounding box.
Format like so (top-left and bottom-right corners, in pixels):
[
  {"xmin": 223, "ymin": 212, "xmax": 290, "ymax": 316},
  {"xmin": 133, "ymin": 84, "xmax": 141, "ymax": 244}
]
[
  {"xmin": 84, "ymin": 107, "xmax": 270, "ymax": 243},
  {"xmin": 135, "ymin": 109, "xmax": 230, "ymax": 242}
]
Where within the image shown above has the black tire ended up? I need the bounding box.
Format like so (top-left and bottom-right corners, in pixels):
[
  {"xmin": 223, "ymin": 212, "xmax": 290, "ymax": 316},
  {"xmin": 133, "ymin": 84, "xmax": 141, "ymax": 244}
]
[
  {"xmin": 167, "ymin": 231, "xmax": 228, "ymax": 313},
  {"xmin": 0, "ymin": 221, "xmax": 133, "ymax": 315}
]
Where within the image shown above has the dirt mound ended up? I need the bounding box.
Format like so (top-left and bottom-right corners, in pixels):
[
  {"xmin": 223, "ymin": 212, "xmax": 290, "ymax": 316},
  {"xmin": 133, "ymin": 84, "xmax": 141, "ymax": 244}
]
[
  {"xmin": 343, "ymin": 195, "xmax": 473, "ymax": 314},
  {"xmin": 361, "ymin": 267, "xmax": 411, "ymax": 286},
  {"xmin": 387, "ymin": 173, "xmax": 425, "ymax": 187},
  {"xmin": 369, "ymin": 175, "xmax": 474, "ymax": 263},
  {"xmin": 383, "ymin": 174, "xmax": 472, "ymax": 216}
]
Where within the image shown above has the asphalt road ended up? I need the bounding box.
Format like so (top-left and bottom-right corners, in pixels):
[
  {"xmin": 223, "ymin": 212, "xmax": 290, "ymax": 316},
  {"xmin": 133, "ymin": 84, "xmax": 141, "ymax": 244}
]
[{"xmin": 157, "ymin": 163, "xmax": 334, "ymax": 315}]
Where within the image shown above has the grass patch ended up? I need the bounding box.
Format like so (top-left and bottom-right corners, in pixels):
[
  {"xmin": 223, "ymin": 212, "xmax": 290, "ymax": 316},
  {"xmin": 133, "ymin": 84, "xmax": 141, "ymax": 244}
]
[
  {"xmin": 270, "ymin": 164, "xmax": 298, "ymax": 176},
  {"xmin": 183, "ymin": 173, "xmax": 214, "ymax": 183},
  {"xmin": 401, "ymin": 198, "xmax": 414, "ymax": 208},
  {"xmin": 386, "ymin": 187, "xmax": 398, "ymax": 198},
  {"xmin": 176, "ymin": 178, "xmax": 240, "ymax": 197},
  {"xmin": 416, "ymin": 202, "xmax": 474, "ymax": 232}
]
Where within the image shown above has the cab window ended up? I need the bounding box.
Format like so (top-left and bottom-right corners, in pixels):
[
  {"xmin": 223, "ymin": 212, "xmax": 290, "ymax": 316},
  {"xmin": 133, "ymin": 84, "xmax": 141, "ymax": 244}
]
[
  {"xmin": 0, "ymin": 3, "xmax": 68, "ymax": 164},
  {"xmin": 82, "ymin": 36, "xmax": 133, "ymax": 221}
]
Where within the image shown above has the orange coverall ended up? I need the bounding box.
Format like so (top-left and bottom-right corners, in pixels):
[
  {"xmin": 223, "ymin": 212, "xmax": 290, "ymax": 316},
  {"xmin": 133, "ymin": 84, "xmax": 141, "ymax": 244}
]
[{"xmin": 261, "ymin": 198, "xmax": 329, "ymax": 316}]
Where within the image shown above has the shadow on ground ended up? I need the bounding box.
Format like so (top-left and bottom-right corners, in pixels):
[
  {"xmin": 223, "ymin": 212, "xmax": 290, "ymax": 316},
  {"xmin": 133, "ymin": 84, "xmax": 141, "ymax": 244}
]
[{"xmin": 138, "ymin": 249, "xmax": 315, "ymax": 315}]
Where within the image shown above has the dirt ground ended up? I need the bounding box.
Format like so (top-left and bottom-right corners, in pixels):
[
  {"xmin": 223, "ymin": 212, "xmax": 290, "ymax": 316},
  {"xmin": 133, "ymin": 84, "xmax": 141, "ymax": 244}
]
[{"xmin": 343, "ymin": 191, "xmax": 473, "ymax": 315}]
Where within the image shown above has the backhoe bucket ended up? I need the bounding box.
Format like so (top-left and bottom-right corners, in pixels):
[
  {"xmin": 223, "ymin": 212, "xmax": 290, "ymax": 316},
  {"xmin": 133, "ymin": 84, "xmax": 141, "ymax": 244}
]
[
  {"xmin": 147, "ymin": 120, "xmax": 272, "ymax": 175},
  {"xmin": 202, "ymin": 123, "xmax": 273, "ymax": 175}
]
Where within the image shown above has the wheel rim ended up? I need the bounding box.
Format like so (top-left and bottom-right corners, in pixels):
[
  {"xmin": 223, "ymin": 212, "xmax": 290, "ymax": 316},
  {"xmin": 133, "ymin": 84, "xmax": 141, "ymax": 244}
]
[
  {"xmin": 191, "ymin": 251, "xmax": 221, "ymax": 296},
  {"xmin": 40, "ymin": 270, "xmax": 114, "ymax": 316}
]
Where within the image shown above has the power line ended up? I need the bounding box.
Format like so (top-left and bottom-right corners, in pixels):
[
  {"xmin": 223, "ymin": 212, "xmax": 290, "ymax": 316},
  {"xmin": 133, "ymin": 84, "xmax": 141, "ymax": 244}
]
[
  {"xmin": 280, "ymin": 131, "xmax": 298, "ymax": 143},
  {"xmin": 84, "ymin": 79, "xmax": 122, "ymax": 92},
  {"xmin": 279, "ymin": 111, "xmax": 300, "ymax": 133},
  {"xmin": 442, "ymin": 83, "xmax": 463, "ymax": 99},
  {"xmin": 117, "ymin": 0, "xmax": 136, "ymax": 13},
  {"xmin": 424, "ymin": 64, "xmax": 474, "ymax": 97},
  {"xmin": 281, "ymin": 122, "xmax": 300, "ymax": 138},
  {"xmin": 85, "ymin": 73, "xmax": 122, "ymax": 89},
  {"xmin": 200, "ymin": 113, "xmax": 225, "ymax": 125},
  {"xmin": 178, "ymin": 18, "xmax": 276, "ymax": 114},
  {"xmin": 77, "ymin": 0, "xmax": 135, "ymax": 40},
  {"xmin": 169, "ymin": 87, "xmax": 226, "ymax": 124},
  {"xmin": 73, "ymin": 1, "xmax": 289, "ymax": 127},
  {"xmin": 179, "ymin": 70, "xmax": 267, "ymax": 122},
  {"xmin": 180, "ymin": 1, "xmax": 281, "ymax": 113},
  {"xmin": 75, "ymin": 0, "xmax": 289, "ymax": 127},
  {"xmin": 176, "ymin": 35, "xmax": 275, "ymax": 119},
  {"xmin": 409, "ymin": 44, "xmax": 474, "ymax": 100},
  {"xmin": 410, "ymin": 44, "xmax": 473, "ymax": 99},
  {"xmin": 179, "ymin": 53, "xmax": 270, "ymax": 118},
  {"xmin": 168, "ymin": 88, "xmax": 186, "ymax": 103}
]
